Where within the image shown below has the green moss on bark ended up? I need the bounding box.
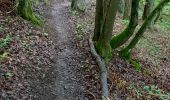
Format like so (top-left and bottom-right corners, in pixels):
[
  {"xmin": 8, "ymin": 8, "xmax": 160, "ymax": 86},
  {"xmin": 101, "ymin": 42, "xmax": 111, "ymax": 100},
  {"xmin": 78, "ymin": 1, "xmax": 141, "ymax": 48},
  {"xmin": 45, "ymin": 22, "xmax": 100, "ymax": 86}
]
[
  {"xmin": 120, "ymin": 0, "xmax": 170, "ymax": 58},
  {"xmin": 110, "ymin": 0, "xmax": 139, "ymax": 49},
  {"xmin": 17, "ymin": 0, "xmax": 43, "ymax": 25},
  {"xmin": 96, "ymin": 0, "xmax": 118, "ymax": 61}
]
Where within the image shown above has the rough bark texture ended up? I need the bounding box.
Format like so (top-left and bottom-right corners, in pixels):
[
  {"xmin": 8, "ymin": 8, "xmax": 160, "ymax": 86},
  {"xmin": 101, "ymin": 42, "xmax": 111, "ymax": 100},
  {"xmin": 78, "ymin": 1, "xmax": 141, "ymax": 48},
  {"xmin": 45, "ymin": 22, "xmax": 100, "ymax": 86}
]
[
  {"xmin": 110, "ymin": 0, "xmax": 139, "ymax": 49},
  {"xmin": 154, "ymin": 10, "xmax": 162, "ymax": 23},
  {"xmin": 92, "ymin": 0, "xmax": 118, "ymax": 99},
  {"xmin": 96, "ymin": 0, "xmax": 119, "ymax": 60},
  {"xmin": 118, "ymin": 0, "xmax": 125, "ymax": 14},
  {"xmin": 120, "ymin": 0, "xmax": 170, "ymax": 59},
  {"xmin": 93, "ymin": 0, "xmax": 104, "ymax": 41},
  {"xmin": 17, "ymin": 0, "xmax": 42, "ymax": 25},
  {"xmin": 142, "ymin": 0, "xmax": 154, "ymax": 20},
  {"xmin": 123, "ymin": 0, "xmax": 131, "ymax": 19}
]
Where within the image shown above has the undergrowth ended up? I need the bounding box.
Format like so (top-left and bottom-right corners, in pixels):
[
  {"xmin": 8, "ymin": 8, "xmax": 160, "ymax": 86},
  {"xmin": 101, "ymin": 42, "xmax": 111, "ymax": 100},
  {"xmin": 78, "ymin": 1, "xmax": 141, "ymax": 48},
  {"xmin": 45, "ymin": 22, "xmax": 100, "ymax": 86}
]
[
  {"xmin": 0, "ymin": 35, "xmax": 12, "ymax": 48},
  {"xmin": 128, "ymin": 82, "xmax": 170, "ymax": 100}
]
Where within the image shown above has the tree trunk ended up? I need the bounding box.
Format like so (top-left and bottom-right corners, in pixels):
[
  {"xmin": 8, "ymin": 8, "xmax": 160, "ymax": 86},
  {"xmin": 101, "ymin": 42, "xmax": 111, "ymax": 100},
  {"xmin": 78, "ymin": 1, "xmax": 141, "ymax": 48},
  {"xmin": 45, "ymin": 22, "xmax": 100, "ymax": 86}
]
[
  {"xmin": 93, "ymin": 0, "xmax": 104, "ymax": 41},
  {"xmin": 120, "ymin": 0, "xmax": 170, "ymax": 59},
  {"xmin": 142, "ymin": 0, "xmax": 154, "ymax": 20},
  {"xmin": 96, "ymin": 0, "xmax": 119, "ymax": 61},
  {"xmin": 17, "ymin": 0, "xmax": 42, "ymax": 25},
  {"xmin": 123, "ymin": 0, "xmax": 131, "ymax": 19},
  {"xmin": 154, "ymin": 10, "xmax": 161, "ymax": 23},
  {"xmin": 110, "ymin": 0, "xmax": 139, "ymax": 49},
  {"xmin": 118, "ymin": 0, "xmax": 125, "ymax": 14},
  {"xmin": 92, "ymin": 0, "xmax": 119, "ymax": 99}
]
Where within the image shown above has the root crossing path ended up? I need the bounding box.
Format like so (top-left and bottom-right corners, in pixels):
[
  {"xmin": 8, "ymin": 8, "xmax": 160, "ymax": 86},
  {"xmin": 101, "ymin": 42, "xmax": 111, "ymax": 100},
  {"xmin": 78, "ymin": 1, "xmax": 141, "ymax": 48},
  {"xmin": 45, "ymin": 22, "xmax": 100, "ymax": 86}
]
[{"xmin": 36, "ymin": 0, "xmax": 86, "ymax": 100}]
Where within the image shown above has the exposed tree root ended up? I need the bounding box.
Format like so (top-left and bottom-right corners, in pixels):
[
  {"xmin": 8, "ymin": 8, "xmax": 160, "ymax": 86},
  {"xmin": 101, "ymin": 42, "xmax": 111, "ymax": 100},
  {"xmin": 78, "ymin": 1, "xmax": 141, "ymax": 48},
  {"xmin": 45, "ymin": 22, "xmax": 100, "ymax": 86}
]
[{"xmin": 89, "ymin": 35, "xmax": 110, "ymax": 100}]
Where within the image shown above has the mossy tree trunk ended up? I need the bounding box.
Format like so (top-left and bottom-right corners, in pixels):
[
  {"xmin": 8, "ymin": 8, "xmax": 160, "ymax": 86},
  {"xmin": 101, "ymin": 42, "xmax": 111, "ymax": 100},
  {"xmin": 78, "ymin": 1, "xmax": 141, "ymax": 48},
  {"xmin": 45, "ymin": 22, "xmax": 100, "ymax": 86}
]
[
  {"xmin": 96, "ymin": 0, "xmax": 119, "ymax": 61},
  {"xmin": 123, "ymin": 0, "xmax": 131, "ymax": 19},
  {"xmin": 154, "ymin": 10, "xmax": 161, "ymax": 23},
  {"xmin": 17, "ymin": 0, "xmax": 42, "ymax": 25},
  {"xmin": 118, "ymin": 0, "xmax": 125, "ymax": 14},
  {"xmin": 120, "ymin": 0, "xmax": 170, "ymax": 59},
  {"xmin": 110, "ymin": 0, "xmax": 139, "ymax": 49},
  {"xmin": 142, "ymin": 0, "xmax": 154, "ymax": 26},
  {"xmin": 92, "ymin": 0, "xmax": 119, "ymax": 99}
]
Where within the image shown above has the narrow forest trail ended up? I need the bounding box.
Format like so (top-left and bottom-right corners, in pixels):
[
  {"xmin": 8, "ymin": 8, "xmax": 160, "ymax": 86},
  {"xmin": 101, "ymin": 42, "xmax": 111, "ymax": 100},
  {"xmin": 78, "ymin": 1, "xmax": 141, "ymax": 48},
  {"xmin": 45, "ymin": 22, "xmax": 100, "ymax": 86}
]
[{"xmin": 37, "ymin": 0, "xmax": 85, "ymax": 100}]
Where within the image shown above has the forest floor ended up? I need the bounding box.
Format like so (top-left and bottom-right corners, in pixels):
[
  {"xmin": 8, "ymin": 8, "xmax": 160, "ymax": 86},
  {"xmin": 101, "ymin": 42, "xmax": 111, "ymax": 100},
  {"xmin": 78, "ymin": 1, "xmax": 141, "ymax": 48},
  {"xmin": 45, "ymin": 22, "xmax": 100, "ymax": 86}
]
[
  {"xmin": 0, "ymin": 0, "xmax": 170, "ymax": 100},
  {"xmin": 69, "ymin": 0, "xmax": 170, "ymax": 100}
]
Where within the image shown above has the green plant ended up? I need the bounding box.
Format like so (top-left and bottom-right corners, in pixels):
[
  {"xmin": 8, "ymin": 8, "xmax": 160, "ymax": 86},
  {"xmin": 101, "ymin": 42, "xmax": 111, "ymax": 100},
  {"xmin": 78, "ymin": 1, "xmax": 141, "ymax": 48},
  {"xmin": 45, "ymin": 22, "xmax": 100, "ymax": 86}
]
[
  {"xmin": 122, "ymin": 19, "xmax": 129, "ymax": 25},
  {"xmin": 128, "ymin": 83, "xmax": 142, "ymax": 98},
  {"xmin": 0, "ymin": 35, "xmax": 12, "ymax": 48},
  {"xmin": 0, "ymin": 52, "xmax": 8, "ymax": 61},
  {"xmin": 128, "ymin": 82, "xmax": 170, "ymax": 99},
  {"xmin": 0, "ymin": 25, "xmax": 3, "ymax": 32},
  {"xmin": 7, "ymin": 16, "xmax": 13, "ymax": 23},
  {"xmin": 43, "ymin": 32, "xmax": 48, "ymax": 37},
  {"xmin": 157, "ymin": 19, "xmax": 170, "ymax": 30},
  {"xmin": 144, "ymin": 85, "xmax": 170, "ymax": 100},
  {"xmin": 26, "ymin": 29, "xmax": 33, "ymax": 35},
  {"xmin": 75, "ymin": 22, "xmax": 86, "ymax": 38},
  {"xmin": 6, "ymin": 72, "xmax": 14, "ymax": 79},
  {"xmin": 70, "ymin": 10, "xmax": 79, "ymax": 16},
  {"xmin": 129, "ymin": 59, "xmax": 142, "ymax": 71}
]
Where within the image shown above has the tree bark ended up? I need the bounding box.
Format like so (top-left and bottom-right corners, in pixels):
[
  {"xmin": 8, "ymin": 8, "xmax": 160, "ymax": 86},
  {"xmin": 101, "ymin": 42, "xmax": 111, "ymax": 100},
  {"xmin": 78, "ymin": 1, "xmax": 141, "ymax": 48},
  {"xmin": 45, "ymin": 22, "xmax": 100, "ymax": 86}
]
[
  {"xmin": 110, "ymin": 0, "xmax": 139, "ymax": 49},
  {"xmin": 96, "ymin": 0, "xmax": 119, "ymax": 61},
  {"xmin": 93, "ymin": 0, "xmax": 104, "ymax": 41},
  {"xmin": 142, "ymin": 0, "xmax": 154, "ymax": 20},
  {"xmin": 17, "ymin": 0, "xmax": 42, "ymax": 25},
  {"xmin": 118, "ymin": 0, "xmax": 125, "ymax": 14},
  {"xmin": 92, "ymin": 0, "xmax": 119, "ymax": 99},
  {"xmin": 123, "ymin": 0, "xmax": 131, "ymax": 19}
]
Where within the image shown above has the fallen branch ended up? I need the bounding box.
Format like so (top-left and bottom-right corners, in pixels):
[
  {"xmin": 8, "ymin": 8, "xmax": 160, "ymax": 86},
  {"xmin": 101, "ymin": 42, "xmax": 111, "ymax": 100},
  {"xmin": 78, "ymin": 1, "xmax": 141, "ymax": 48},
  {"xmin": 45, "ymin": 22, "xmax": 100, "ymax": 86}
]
[{"xmin": 89, "ymin": 35, "xmax": 110, "ymax": 100}]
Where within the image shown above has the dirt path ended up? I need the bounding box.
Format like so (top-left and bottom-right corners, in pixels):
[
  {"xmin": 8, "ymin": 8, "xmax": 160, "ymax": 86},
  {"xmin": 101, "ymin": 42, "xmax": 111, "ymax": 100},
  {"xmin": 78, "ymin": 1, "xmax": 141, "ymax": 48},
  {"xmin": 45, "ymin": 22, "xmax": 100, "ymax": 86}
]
[{"xmin": 34, "ymin": 0, "xmax": 85, "ymax": 100}]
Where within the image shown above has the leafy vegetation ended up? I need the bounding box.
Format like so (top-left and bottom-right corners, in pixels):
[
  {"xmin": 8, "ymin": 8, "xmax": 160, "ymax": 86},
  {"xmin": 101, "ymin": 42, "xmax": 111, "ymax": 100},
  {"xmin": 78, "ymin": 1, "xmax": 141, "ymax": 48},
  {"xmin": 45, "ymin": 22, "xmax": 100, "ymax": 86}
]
[
  {"xmin": 0, "ymin": 52, "xmax": 8, "ymax": 61},
  {"xmin": 128, "ymin": 82, "xmax": 170, "ymax": 100},
  {"xmin": 75, "ymin": 22, "xmax": 86, "ymax": 38},
  {"xmin": 0, "ymin": 35, "xmax": 12, "ymax": 48},
  {"xmin": 0, "ymin": 25, "xmax": 3, "ymax": 32}
]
